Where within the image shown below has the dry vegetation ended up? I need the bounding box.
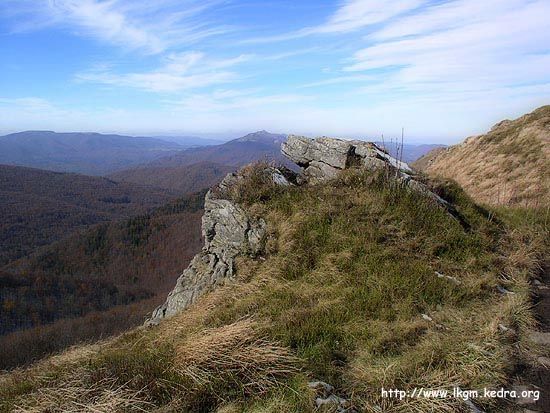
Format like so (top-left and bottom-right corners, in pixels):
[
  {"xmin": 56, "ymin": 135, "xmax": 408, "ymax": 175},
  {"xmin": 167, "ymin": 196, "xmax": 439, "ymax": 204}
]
[
  {"xmin": 413, "ymin": 105, "xmax": 550, "ymax": 207},
  {"xmin": 0, "ymin": 165, "xmax": 547, "ymax": 412}
]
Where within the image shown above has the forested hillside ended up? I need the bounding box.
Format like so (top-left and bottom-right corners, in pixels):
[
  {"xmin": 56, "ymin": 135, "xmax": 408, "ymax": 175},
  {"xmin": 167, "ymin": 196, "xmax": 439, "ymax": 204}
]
[
  {"xmin": 0, "ymin": 165, "xmax": 175, "ymax": 266},
  {"xmin": 109, "ymin": 161, "xmax": 234, "ymax": 193},
  {"xmin": 0, "ymin": 192, "xmax": 206, "ymax": 369}
]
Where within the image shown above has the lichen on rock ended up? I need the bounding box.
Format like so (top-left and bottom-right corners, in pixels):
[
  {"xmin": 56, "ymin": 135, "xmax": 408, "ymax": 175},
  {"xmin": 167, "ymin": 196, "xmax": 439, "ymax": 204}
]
[
  {"xmin": 281, "ymin": 135, "xmax": 448, "ymax": 208},
  {"xmin": 281, "ymin": 135, "xmax": 413, "ymax": 184}
]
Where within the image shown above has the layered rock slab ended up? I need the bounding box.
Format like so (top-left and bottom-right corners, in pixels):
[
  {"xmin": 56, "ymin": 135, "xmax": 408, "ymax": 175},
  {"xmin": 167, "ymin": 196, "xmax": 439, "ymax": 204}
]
[
  {"xmin": 281, "ymin": 135, "xmax": 448, "ymax": 208},
  {"xmin": 281, "ymin": 135, "xmax": 412, "ymax": 183}
]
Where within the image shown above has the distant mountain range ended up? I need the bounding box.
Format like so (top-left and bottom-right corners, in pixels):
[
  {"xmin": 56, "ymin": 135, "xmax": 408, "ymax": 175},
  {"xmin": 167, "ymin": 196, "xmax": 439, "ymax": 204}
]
[
  {"xmin": 152, "ymin": 135, "xmax": 225, "ymax": 147},
  {"xmin": 144, "ymin": 130, "xmax": 289, "ymax": 168},
  {"xmin": 108, "ymin": 131, "xmax": 291, "ymax": 192},
  {"xmin": 0, "ymin": 129, "xmax": 444, "ymax": 180},
  {"xmin": 0, "ymin": 131, "xmax": 186, "ymax": 175}
]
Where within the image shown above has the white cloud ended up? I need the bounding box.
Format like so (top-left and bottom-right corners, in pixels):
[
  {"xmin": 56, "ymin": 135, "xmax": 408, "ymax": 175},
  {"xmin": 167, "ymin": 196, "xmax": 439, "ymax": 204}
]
[
  {"xmin": 336, "ymin": 0, "xmax": 550, "ymax": 107},
  {"xmin": 166, "ymin": 90, "xmax": 309, "ymax": 112},
  {"xmin": 4, "ymin": 0, "xmax": 228, "ymax": 54},
  {"xmin": 299, "ymin": 74, "xmax": 376, "ymax": 88},
  {"xmin": 243, "ymin": 0, "xmax": 425, "ymax": 44},
  {"xmin": 314, "ymin": 0, "xmax": 424, "ymax": 34},
  {"xmin": 76, "ymin": 52, "xmax": 250, "ymax": 92}
]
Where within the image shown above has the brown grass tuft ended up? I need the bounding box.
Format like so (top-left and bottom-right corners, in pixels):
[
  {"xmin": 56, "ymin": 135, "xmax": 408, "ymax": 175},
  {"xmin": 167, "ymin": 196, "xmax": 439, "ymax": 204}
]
[
  {"xmin": 12, "ymin": 370, "xmax": 153, "ymax": 413},
  {"xmin": 173, "ymin": 318, "xmax": 300, "ymax": 398}
]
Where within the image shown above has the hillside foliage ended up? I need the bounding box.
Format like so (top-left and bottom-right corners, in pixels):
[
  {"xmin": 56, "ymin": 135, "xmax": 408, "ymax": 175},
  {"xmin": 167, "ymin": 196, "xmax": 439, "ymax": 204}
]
[
  {"xmin": 1, "ymin": 165, "xmax": 546, "ymax": 412},
  {"xmin": 0, "ymin": 192, "xmax": 206, "ymax": 369},
  {"xmin": 0, "ymin": 164, "xmax": 175, "ymax": 266}
]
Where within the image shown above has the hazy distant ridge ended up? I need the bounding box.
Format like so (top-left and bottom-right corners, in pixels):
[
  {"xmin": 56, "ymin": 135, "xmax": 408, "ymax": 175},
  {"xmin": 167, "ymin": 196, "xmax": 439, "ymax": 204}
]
[{"xmin": 0, "ymin": 131, "xmax": 186, "ymax": 175}]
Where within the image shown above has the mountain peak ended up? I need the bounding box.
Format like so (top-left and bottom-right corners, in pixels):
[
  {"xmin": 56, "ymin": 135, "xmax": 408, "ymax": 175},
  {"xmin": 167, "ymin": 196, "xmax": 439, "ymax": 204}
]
[{"xmin": 234, "ymin": 130, "xmax": 287, "ymax": 144}]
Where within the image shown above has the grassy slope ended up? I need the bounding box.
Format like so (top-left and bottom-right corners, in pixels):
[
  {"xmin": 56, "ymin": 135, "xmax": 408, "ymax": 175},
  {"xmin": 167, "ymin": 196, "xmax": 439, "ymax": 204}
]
[
  {"xmin": 1, "ymin": 167, "xmax": 547, "ymax": 413},
  {"xmin": 413, "ymin": 105, "xmax": 550, "ymax": 207}
]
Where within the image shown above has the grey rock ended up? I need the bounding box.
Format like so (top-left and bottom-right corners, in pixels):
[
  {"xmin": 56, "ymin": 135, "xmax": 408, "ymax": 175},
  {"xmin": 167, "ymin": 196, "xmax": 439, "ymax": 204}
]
[
  {"xmin": 497, "ymin": 285, "xmax": 515, "ymax": 295},
  {"xmin": 148, "ymin": 167, "xmax": 288, "ymax": 324},
  {"xmin": 281, "ymin": 135, "xmax": 351, "ymax": 169},
  {"xmin": 529, "ymin": 331, "xmax": 550, "ymax": 346},
  {"xmin": 280, "ymin": 135, "xmax": 453, "ymax": 208},
  {"xmin": 315, "ymin": 395, "xmax": 348, "ymax": 410},
  {"xmin": 282, "ymin": 135, "xmax": 412, "ymax": 184},
  {"xmin": 435, "ymin": 271, "xmax": 461, "ymax": 285},
  {"xmin": 308, "ymin": 381, "xmax": 335, "ymax": 397},
  {"xmin": 308, "ymin": 380, "xmax": 354, "ymax": 412}
]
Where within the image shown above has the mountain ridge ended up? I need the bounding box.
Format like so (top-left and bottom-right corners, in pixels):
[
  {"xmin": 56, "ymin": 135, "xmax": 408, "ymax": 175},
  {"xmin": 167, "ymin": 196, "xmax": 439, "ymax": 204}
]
[
  {"xmin": 0, "ymin": 131, "xmax": 185, "ymax": 175},
  {"xmin": 413, "ymin": 105, "xmax": 550, "ymax": 206},
  {"xmin": 2, "ymin": 134, "xmax": 545, "ymax": 412}
]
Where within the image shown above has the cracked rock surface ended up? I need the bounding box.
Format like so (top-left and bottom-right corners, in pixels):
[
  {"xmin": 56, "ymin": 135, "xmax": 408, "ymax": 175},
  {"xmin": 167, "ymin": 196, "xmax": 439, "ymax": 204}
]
[
  {"xmin": 148, "ymin": 171, "xmax": 277, "ymax": 324},
  {"xmin": 282, "ymin": 135, "xmax": 448, "ymax": 208},
  {"xmin": 281, "ymin": 135, "xmax": 412, "ymax": 184}
]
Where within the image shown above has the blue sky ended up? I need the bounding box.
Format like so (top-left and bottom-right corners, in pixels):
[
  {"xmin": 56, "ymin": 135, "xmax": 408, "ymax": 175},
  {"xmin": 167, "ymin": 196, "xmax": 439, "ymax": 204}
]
[{"xmin": 0, "ymin": 0, "xmax": 549, "ymax": 143}]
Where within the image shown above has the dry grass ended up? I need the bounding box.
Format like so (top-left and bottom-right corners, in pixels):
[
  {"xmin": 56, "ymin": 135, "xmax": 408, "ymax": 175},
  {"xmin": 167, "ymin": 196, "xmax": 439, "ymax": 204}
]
[
  {"xmin": 1, "ymin": 164, "xmax": 547, "ymax": 413},
  {"xmin": 414, "ymin": 105, "xmax": 550, "ymax": 207},
  {"xmin": 174, "ymin": 318, "xmax": 300, "ymax": 398},
  {"xmin": 12, "ymin": 371, "xmax": 153, "ymax": 413}
]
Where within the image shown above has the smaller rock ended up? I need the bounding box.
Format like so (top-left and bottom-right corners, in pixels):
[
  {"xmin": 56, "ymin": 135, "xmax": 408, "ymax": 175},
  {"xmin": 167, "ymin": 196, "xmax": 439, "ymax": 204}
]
[
  {"xmin": 463, "ymin": 398, "xmax": 484, "ymax": 413},
  {"xmin": 435, "ymin": 271, "xmax": 461, "ymax": 285},
  {"xmin": 512, "ymin": 384, "xmax": 540, "ymax": 406},
  {"xmin": 315, "ymin": 395, "xmax": 348, "ymax": 411},
  {"xmin": 497, "ymin": 285, "xmax": 515, "ymax": 295},
  {"xmin": 529, "ymin": 331, "xmax": 550, "ymax": 346},
  {"xmin": 308, "ymin": 380, "xmax": 354, "ymax": 412},
  {"xmin": 308, "ymin": 381, "xmax": 334, "ymax": 397},
  {"xmin": 498, "ymin": 324, "xmax": 516, "ymax": 335}
]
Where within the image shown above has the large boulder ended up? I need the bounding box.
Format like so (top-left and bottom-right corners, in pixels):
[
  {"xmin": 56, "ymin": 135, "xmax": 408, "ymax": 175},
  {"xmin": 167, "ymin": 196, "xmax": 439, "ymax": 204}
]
[
  {"xmin": 282, "ymin": 135, "xmax": 449, "ymax": 208},
  {"xmin": 281, "ymin": 135, "xmax": 412, "ymax": 183}
]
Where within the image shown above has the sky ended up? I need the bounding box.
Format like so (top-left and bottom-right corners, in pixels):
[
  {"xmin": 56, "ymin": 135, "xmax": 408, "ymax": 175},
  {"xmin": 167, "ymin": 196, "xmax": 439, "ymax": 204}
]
[{"xmin": 0, "ymin": 0, "xmax": 549, "ymax": 143}]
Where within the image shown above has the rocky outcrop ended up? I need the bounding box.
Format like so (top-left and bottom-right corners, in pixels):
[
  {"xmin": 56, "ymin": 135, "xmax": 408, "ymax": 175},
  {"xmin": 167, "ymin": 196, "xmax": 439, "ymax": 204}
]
[
  {"xmin": 148, "ymin": 169, "xmax": 293, "ymax": 324},
  {"xmin": 281, "ymin": 135, "xmax": 447, "ymax": 207},
  {"xmin": 281, "ymin": 135, "xmax": 412, "ymax": 184},
  {"xmin": 150, "ymin": 136, "xmax": 448, "ymax": 325}
]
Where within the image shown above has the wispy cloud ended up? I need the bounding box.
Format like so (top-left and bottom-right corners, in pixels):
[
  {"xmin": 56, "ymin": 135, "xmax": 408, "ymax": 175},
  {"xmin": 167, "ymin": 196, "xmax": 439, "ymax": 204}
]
[
  {"xmin": 344, "ymin": 0, "xmax": 550, "ymax": 89},
  {"xmin": 166, "ymin": 89, "xmax": 310, "ymax": 112},
  {"xmin": 243, "ymin": 0, "xmax": 424, "ymax": 44},
  {"xmin": 313, "ymin": 0, "xmax": 424, "ymax": 34},
  {"xmin": 299, "ymin": 74, "xmax": 376, "ymax": 88},
  {"xmin": 76, "ymin": 52, "xmax": 250, "ymax": 92},
  {"xmin": 3, "ymin": 0, "xmax": 229, "ymax": 53}
]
